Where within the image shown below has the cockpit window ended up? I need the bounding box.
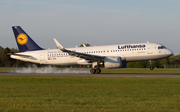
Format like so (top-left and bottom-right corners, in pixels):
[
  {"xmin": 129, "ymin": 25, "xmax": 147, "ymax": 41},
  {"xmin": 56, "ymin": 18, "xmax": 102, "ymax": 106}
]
[{"xmin": 158, "ymin": 46, "xmax": 167, "ymax": 49}]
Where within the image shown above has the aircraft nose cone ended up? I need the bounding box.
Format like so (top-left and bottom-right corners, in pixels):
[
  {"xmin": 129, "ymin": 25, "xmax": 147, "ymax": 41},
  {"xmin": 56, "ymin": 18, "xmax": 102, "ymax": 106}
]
[{"xmin": 167, "ymin": 49, "xmax": 173, "ymax": 56}]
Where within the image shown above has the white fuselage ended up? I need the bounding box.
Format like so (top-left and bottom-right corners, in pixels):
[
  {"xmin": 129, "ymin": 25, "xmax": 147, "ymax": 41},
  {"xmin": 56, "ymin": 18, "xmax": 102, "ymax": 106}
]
[{"xmin": 11, "ymin": 43, "xmax": 173, "ymax": 65}]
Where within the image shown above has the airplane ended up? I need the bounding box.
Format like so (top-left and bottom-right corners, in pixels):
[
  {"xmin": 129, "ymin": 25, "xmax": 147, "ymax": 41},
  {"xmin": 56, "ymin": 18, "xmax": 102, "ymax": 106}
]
[{"xmin": 10, "ymin": 26, "xmax": 173, "ymax": 74}]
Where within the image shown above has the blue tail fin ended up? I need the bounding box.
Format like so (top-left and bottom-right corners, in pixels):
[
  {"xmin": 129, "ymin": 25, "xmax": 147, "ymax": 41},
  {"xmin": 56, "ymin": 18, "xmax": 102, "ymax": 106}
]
[{"xmin": 12, "ymin": 26, "xmax": 43, "ymax": 52}]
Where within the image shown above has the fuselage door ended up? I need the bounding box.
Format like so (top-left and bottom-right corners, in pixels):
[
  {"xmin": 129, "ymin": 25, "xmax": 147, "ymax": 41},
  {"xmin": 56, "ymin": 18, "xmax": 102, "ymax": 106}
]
[
  {"xmin": 40, "ymin": 51, "xmax": 45, "ymax": 61},
  {"xmin": 147, "ymin": 44, "xmax": 153, "ymax": 54}
]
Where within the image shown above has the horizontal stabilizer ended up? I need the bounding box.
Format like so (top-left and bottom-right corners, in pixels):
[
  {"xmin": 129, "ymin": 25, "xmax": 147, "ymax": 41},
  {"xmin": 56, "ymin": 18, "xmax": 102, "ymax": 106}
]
[{"xmin": 8, "ymin": 53, "xmax": 31, "ymax": 58}]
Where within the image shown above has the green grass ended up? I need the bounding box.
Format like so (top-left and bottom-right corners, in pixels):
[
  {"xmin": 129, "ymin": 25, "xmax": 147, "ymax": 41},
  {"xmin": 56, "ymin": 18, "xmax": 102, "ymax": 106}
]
[
  {"xmin": 0, "ymin": 67, "xmax": 14, "ymax": 72},
  {"xmin": 0, "ymin": 76, "xmax": 180, "ymax": 111},
  {"xmin": 101, "ymin": 68, "xmax": 180, "ymax": 74}
]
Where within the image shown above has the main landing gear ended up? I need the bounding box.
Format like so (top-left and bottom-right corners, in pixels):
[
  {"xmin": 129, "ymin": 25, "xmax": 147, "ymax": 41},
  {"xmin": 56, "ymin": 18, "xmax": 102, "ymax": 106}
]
[
  {"xmin": 149, "ymin": 60, "xmax": 154, "ymax": 70},
  {"xmin": 90, "ymin": 68, "xmax": 101, "ymax": 74},
  {"xmin": 90, "ymin": 62, "xmax": 101, "ymax": 74}
]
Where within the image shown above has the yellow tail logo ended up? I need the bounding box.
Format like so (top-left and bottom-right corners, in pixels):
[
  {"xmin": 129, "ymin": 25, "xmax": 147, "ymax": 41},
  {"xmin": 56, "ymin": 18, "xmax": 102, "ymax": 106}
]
[{"xmin": 17, "ymin": 33, "xmax": 28, "ymax": 45}]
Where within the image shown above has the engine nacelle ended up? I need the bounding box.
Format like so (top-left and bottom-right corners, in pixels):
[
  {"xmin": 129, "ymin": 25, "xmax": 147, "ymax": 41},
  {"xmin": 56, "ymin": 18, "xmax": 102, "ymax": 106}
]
[
  {"xmin": 77, "ymin": 59, "xmax": 91, "ymax": 65},
  {"xmin": 104, "ymin": 57, "xmax": 122, "ymax": 68}
]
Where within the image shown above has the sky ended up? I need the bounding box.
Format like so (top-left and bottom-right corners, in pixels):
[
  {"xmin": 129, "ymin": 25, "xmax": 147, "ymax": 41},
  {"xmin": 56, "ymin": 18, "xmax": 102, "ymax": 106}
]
[{"xmin": 0, "ymin": 0, "xmax": 180, "ymax": 55}]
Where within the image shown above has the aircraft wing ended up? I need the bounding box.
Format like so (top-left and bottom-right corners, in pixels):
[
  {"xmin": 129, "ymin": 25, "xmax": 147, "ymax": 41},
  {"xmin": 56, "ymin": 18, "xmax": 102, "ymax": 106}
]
[{"xmin": 54, "ymin": 38, "xmax": 104, "ymax": 62}]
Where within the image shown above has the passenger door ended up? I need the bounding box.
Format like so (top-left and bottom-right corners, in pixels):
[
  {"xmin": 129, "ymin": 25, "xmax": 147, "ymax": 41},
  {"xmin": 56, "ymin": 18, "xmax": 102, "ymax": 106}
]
[
  {"xmin": 40, "ymin": 51, "xmax": 45, "ymax": 61},
  {"xmin": 147, "ymin": 44, "xmax": 153, "ymax": 54}
]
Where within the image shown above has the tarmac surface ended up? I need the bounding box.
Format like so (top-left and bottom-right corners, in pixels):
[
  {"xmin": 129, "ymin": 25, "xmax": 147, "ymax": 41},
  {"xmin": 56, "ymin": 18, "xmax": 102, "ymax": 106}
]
[{"xmin": 1, "ymin": 72, "xmax": 180, "ymax": 78}]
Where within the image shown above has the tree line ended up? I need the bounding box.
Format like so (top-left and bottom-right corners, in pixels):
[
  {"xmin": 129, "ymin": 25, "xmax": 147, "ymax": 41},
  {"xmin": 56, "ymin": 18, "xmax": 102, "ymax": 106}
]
[
  {"xmin": 127, "ymin": 55, "xmax": 180, "ymax": 68},
  {"xmin": 0, "ymin": 46, "xmax": 180, "ymax": 68},
  {"xmin": 0, "ymin": 46, "xmax": 34, "ymax": 67}
]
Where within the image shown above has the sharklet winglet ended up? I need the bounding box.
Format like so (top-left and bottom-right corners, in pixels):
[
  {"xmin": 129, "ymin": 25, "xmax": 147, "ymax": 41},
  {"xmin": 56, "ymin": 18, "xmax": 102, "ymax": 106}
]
[{"xmin": 53, "ymin": 38, "xmax": 65, "ymax": 51}]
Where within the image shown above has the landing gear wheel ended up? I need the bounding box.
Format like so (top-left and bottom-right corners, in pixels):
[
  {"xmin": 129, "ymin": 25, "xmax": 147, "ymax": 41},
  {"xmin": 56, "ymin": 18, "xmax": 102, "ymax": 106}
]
[
  {"xmin": 150, "ymin": 67, "xmax": 154, "ymax": 70},
  {"xmin": 95, "ymin": 68, "xmax": 101, "ymax": 74},
  {"xmin": 90, "ymin": 69, "xmax": 96, "ymax": 74},
  {"xmin": 149, "ymin": 60, "xmax": 154, "ymax": 70}
]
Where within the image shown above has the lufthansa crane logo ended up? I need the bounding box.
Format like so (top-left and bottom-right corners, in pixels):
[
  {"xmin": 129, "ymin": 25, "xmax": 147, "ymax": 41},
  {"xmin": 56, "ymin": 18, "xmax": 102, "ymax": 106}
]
[{"xmin": 17, "ymin": 33, "xmax": 28, "ymax": 45}]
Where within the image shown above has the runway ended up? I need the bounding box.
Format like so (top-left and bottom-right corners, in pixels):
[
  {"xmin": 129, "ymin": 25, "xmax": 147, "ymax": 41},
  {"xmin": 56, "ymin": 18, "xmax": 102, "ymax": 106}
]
[{"xmin": 1, "ymin": 73, "xmax": 180, "ymax": 78}]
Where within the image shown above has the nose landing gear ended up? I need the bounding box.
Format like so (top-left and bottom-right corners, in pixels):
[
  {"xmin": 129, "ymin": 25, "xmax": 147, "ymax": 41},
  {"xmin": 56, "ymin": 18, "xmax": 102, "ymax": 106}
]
[{"xmin": 149, "ymin": 60, "xmax": 154, "ymax": 70}]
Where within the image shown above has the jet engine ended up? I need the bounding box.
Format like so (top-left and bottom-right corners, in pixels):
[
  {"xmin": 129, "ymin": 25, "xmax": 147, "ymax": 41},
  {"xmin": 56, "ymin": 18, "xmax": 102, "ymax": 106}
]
[{"xmin": 104, "ymin": 57, "xmax": 122, "ymax": 68}]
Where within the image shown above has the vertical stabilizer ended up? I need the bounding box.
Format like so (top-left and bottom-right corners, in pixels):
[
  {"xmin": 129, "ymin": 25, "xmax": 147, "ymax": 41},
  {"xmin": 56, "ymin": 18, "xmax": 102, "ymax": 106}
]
[{"xmin": 12, "ymin": 26, "xmax": 43, "ymax": 52}]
